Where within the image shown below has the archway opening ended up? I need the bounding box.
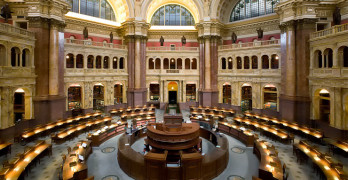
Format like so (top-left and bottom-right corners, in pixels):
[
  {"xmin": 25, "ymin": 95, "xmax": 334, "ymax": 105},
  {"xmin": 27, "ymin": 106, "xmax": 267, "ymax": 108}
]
[
  {"xmin": 150, "ymin": 83, "xmax": 160, "ymax": 101},
  {"xmin": 186, "ymin": 84, "xmax": 196, "ymax": 102},
  {"xmin": 168, "ymin": 81, "xmax": 178, "ymax": 104},
  {"xmin": 263, "ymin": 85, "xmax": 277, "ymax": 111},
  {"xmin": 14, "ymin": 89, "xmax": 25, "ymax": 123},
  {"xmin": 93, "ymin": 84, "xmax": 104, "ymax": 111},
  {"xmin": 319, "ymin": 89, "xmax": 330, "ymax": 123},
  {"xmin": 114, "ymin": 83, "xmax": 123, "ymax": 104},
  {"xmin": 241, "ymin": 83, "xmax": 252, "ymax": 112},
  {"xmin": 68, "ymin": 85, "xmax": 82, "ymax": 111},
  {"xmin": 223, "ymin": 83, "xmax": 231, "ymax": 104}
]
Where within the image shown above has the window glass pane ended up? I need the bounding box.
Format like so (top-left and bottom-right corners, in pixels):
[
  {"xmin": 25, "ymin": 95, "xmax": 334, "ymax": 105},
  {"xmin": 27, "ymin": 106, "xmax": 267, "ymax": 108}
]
[
  {"xmin": 151, "ymin": 4, "xmax": 194, "ymax": 26},
  {"xmin": 87, "ymin": 0, "xmax": 94, "ymax": 16},
  {"xmin": 230, "ymin": 0, "xmax": 278, "ymax": 22},
  {"xmin": 93, "ymin": 0, "xmax": 99, "ymax": 17},
  {"xmin": 100, "ymin": 0, "xmax": 106, "ymax": 19},
  {"xmin": 80, "ymin": 0, "xmax": 87, "ymax": 15}
]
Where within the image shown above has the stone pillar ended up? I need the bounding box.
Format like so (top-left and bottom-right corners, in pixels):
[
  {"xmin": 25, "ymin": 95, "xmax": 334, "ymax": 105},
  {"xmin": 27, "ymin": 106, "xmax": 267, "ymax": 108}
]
[
  {"xmin": 199, "ymin": 36, "xmax": 219, "ymax": 107},
  {"xmin": 28, "ymin": 17, "xmax": 66, "ymax": 124},
  {"xmin": 279, "ymin": 19, "xmax": 316, "ymax": 124},
  {"xmin": 126, "ymin": 35, "xmax": 147, "ymax": 107}
]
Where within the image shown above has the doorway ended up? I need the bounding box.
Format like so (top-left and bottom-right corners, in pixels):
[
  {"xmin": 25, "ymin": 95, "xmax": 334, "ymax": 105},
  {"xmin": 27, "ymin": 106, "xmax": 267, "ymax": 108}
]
[
  {"xmin": 168, "ymin": 81, "xmax": 178, "ymax": 104},
  {"xmin": 169, "ymin": 91, "xmax": 177, "ymax": 104}
]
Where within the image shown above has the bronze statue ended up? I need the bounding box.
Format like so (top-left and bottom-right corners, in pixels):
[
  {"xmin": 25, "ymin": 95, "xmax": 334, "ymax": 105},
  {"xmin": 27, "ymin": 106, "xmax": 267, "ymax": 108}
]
[
  {"xmin": 83, "ymin": 27, "xmax": 88, "ymax": 39},
  {"xmin": 160, "ymin": 36, "xmax": 164, "ymax": 46},
  {"xmin": 257, "ymin": 28, "xmax": 263, "ymax": 39},
  {"xmin": 333, "ymin": 7, "xmax": 341, "ymax": 26},
  {"xmin": 181, "ymin": 35, "xmax": 186, "ymax": 46},
  {"xmin": 231, "ymin": 32, "xmax": 237, "ymax": 44},
  {"xmin": 110, "ymin": 32, "xmax": 113, "ymax": 43},
  {"xmin": 1, "ymin": 3, "xmax": 12, "ymax": 23}
]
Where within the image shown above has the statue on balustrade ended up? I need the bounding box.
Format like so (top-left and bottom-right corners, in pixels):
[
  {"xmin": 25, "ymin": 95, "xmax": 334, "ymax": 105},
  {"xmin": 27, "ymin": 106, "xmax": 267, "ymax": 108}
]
[
  {"xmin": 1, "ymin": 3, "xmax": 12, "ymax": 23},
  {"xmin": 83, "ymin": 27, "xmax": 88, "ymax": 40},
  {"xmin": 160, "ymin": 36, "xmax": 164, "ymax": 46},
  {"xmin": 110, "ymin": 32, "xmax": 114, "ymax": 43},
  {"xmin": 231, "ymin": 32, "xmax": 237, "ymax": 44},
  {"xmin": 333, "ymin": 7, "xmax": 341, "ymax": 26},
  {"xmin": 181, "ymin": 35, "xmax": 186, "ymax": 46},
  {"xmin": 257, "ymin": 28, "xmax": 263, "ymax": 39}
]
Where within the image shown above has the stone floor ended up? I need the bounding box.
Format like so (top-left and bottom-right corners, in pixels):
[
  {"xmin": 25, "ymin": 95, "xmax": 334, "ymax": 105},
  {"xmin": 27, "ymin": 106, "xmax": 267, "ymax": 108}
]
[{"xmin": 1, "ymin": 109, "xmax": 348, "ymax": 180}]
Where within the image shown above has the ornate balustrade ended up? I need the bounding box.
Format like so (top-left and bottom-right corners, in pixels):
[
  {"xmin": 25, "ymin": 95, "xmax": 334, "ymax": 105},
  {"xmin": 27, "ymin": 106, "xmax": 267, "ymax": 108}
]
[
  {"xmin": 65, "ymin": 39, "xmax": 127, "ymax": 49},
  {"xmin": 219, "ymin": 39, "xmax": 280, "ymax": 50},
  {"xmin": 311, "ymin": 23, "xmax": 348, "ymax": 39}
]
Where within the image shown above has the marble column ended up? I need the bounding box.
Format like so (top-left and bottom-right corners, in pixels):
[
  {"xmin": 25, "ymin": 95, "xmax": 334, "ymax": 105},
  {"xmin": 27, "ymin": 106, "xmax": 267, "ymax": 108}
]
[
  {"xmin": 126, "ymin": 35, "xmax": 147, "ymax": 107},
  {"xmin": 279, "ymin": 19, "xmax": 316, "ymax": 124},
  {"xmin": 199, "ymin": 36, "xmax": 219, "ymax": 107},
  {"xmin": 28, "ymin": 17, "xmax": 66, "ymax": 124}
]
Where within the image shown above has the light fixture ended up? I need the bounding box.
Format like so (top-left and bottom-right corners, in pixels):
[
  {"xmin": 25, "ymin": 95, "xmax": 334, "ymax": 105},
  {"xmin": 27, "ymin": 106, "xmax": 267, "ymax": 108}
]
[
  {"xmin": 229, "ymin": 59, "xmax": 232, "ymax": 62},
  {"xmin": 113, "ymin": 58, "xmax": 116, "ymax": 61},
  {"xmin": 66, "ymin": 55, "xmax": 69, "ymax": 59},
  {"xmin": 275, "ymin": 56, "xmax": 279, "ymax": 60},
  {"xmin": 171, "ymin": 59, "xmax": 174, "ymax": 62}
]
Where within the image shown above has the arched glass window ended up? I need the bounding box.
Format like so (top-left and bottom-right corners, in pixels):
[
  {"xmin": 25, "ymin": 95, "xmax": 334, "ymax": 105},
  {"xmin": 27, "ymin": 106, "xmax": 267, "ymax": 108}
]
[
  {"xmin": 68, "ymin": 0, "xmax": 116, "ymax": 21},
  {"xmin": 230, "ymin": 0, "xmax": 279, "ymax": 22},
  {"xmin": 151, "ymin": 4, "xmax": 195, "ymax": 26}
]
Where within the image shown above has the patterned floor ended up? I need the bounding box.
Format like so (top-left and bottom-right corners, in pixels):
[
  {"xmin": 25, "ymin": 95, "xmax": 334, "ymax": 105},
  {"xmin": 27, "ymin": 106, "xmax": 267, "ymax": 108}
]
[{"xmin": 1, "ymin": 109, "xmax": 348, "ymax": 180}]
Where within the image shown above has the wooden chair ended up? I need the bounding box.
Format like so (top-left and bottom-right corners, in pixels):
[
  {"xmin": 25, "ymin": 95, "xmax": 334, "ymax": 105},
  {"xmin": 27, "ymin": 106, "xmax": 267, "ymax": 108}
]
[
  {"xmin": 67, "ymin": 146, "xmax": 71, "ymax": 154},
  {"xmin": 61, "ymin": 154, "xmax": 66, "ymax": 163},
  {"xmin": 284, "ymin": 173, "xmax": 289, "ymax": 180}
]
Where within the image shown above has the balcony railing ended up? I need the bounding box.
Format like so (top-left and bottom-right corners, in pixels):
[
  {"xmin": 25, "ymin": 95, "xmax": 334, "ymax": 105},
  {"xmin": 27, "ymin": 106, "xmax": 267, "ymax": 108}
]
[
  {"xmin": 65, "ymin": 39, "xmax": 127, "ymax": 49},
  {"xmin": 311, "ymin": 23, "xmax": 348, "ymax": 39},
  {"xmin": 219, "ymin": 39, "xmax": 280, "ymax": 50},
  {"xmin": 147, "ymin": 47, "xmax": 199, "ymax": 51},
  {"xmin": 0, "ymin": 23, "xmax": 35, "ymax": 38}
]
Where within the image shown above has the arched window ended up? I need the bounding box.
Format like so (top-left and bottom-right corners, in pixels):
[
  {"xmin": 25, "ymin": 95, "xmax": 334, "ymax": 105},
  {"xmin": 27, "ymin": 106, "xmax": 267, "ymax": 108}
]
[
  {"xmin": 324, "ymin": 48, "xmax": 333, "ymax": 68},
  {"xmin": 164, "ymin": 58, "xmax": 169, "ymax": 69},
  {"xmin": 221, "ymin": 58, "xmax": 226, "ymax": 69},
  {"xmin": 22, "ymin": 49, "xmax": 30, "ymax": 67},
  {"xmin": 230, "ymin": 0, "xmax": 279, "ymax": 22},
  {"xmin": 150, "ymin": 4, "xmax": 195, "ymax": 26},
  {"xmin": 338, "ymin": 46, "xmax": 348, "ymax": 67},
  {"xmin": 76, "ymin": 54, "xmax": 84, "ymax": 68},
  {"xmin": 344, "ymin": 47, "xmax": 348, "ymax": 67},
  {"xmin": 191, "ymin": 58, "xmax": 197, "ymax": 69},
  {"xmin": 155, "ymin": 58, "xmax": 161, "ymax": 69},
  {"xmin": 244, "ymin": 56, "xmax": 250, "ymax": 69},
  {"xmin": 185, "ymin": 58, "xmax": 190, "ymax": 69},
  {"xmin": 68, "ymin": 0, "xmax": 116, "ymax": 21},
  {"xmin": 103, "ymin": 56, "xmax": 109, "ymax": 69},
  {"xmin": 119, "ymin": 57, "xmax": 124, "ymax": 69},
  {"xmin": 113, "ymin": 57, "xmax": 118, "ymax": 69},
  {"xmin": 11, "ymin": 47, "xmax": 20, "ymax": 67},
  {"xmin": 96, "ymin": 56, "xmax": 102, "ymax": 69},
  {"xmin": 66, "ymin": 53, "xmax": 74, "ymax": 68},
  {"xmin": 93, "ymin": 84, "xmax": 104, "ymax": 110},
  {"xmin": 149, "ymin": 58, "xmax": 155, "ymax": 69},
  {"xmin": 87, "ymin": 55, "xmax": 94, "ymax": 68},
  {"xmin": 315, "ymin": 50, "xmax": 322, "ymax": 68},
  {"xmin": 262, "ymin": 55, "xmax": 269, "ymax": 69},
  {"xmin": 0, "ymin": 44, "xmax": 5, "ymax": 66},
  {"xmin": 170, "ymin": 58, "xmax": 176, "ymax": 69},
  {"xmin": 237, "ymin": 57, "xmax": 242, "ymax": 69},
  {"xmin": 252, "ymin": 56, "xmax": 258, "ymax": 69},
  {"xmin": 177, "ymin": 58, "xmax": 182, "ymax": 69},
  {"xmin": 271, "ymin": 54, "xmax": 279, "ymax": 69},
  {"xmin": 228, "ymin": 57, "xmax": 233, "ymax": 69}
]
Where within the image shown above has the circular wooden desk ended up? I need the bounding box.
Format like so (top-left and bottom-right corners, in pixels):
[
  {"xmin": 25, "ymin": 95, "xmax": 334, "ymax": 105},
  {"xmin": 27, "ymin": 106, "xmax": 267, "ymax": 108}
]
[{"xmin": 117, "ymin": 127, "xmax": 228, "ymax": 180}]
